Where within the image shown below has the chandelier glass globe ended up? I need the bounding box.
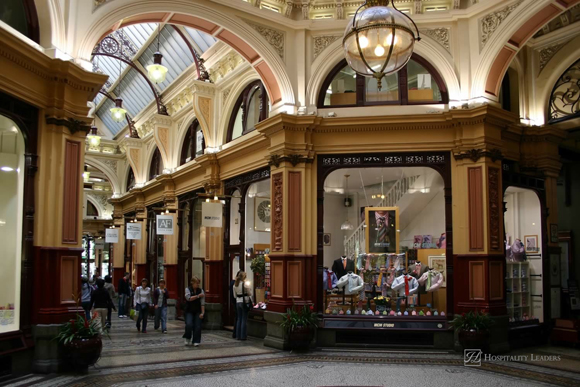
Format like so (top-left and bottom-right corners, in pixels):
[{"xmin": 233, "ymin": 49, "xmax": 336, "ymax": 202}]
[
  {"xmin": 147, "ymin": 52, "xmax": 168, "ymax": 84},
  {"xmin": 110, "ymin": 98, "xmax": 127, "ymax": 123},
  {"xmin": 343, "ymin": 0, "xmax": 420, "ymax": 90}
]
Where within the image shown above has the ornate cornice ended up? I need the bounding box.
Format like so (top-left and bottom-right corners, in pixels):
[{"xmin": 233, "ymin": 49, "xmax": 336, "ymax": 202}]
[
  {"xmin": 208, "ymin": 52, "xmax": 244, "ymax": 83},
  {"xmin": 45, "ymin": 117, "xmax": 91, "ymax": 135},
  {"xmin": 453, "ymin": 148, "xmax": 503, "ymax": 162},
  {"xmin": 313, "ymin": 35, "xmax": 340, "ymax": 60},
  {"xmin": 479, "ymin": 0, "xmax": 524, "ymax": 51},
  {"xmin": 268, "ymin": 153, "xmax": 315, "ymax": 167},
  {"xmin": 419, "ymin": 28, "xmax": 450, "ymax": 52},
  {"xmin": 538, "ymin": 41, "xmax": 568, "ymax": 73},
  {"xmin": 245, "ymin": 21, "xmax": 285, "ymax": 60}
]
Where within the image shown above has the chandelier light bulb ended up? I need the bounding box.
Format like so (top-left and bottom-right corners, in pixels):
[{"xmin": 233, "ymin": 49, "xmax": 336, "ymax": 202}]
[
  {"xmin": 147, "ymin": 52, "xmax": 168, "ymax": 84},
  {"xmin": 87, "ymin": 126, "xmax": 101, "ymax": 147},
  {"xmin": 358, "ymin": 35, "xmax": 369, "ymax": 49},
  {"xmin": 374, "ymin": 45, "xmax": 385, "ymax": 57},
  {"xmin": 110, "ymin": 98, "xmax": 127, "ymax": 123}
]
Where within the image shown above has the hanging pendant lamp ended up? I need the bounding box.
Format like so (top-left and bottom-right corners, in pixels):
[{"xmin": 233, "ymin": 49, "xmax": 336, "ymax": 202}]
[
  {"xmin": 110, "ymin": 98, "xmax": 127, "ymax": 123},
  {"xmin": 341, "ymin": 174, "xmax": 354, "ymax": 231},
  {"xmin": 87, "ymin": 125, "xmax": 101, "ymax": 147},
  {"xmin": 147, "ymin": 24, "xmax": 168, "ymax": 84},
  {"xmin": 343, "ymin": 0, "xmax": 420, "ymax": 90}
]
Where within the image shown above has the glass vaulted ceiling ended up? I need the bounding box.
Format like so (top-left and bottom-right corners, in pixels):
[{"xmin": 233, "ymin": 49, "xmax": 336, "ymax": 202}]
[{"xmin": 93, "ymin": 23, "xmax": 216, "ymax": 136}]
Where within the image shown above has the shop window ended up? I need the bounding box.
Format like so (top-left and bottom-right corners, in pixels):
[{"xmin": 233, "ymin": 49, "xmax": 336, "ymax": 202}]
[
  {"xmin": 126, "ymin": 168, "xmax": 135, "ymax": 192},
  {"xmin": 180, "ymin": 120, "xmax": 204, "ymax": 166},
  {"xmin": 0, "ymin": 115, "xmax": 25, "ymax": 333},
  {"xmin": 318, "ymin": 54, "xmax": 448, "ymax": 108},
  {"xmin": 87, "ymin": 201, "xmax": 99, "ymax": 217},
  {"xmin": 322, "ymin": 167, "xmax": 447, "ymax": 318},
  {"xmin": 148, "ymin": 147, "xmax": 163, "ymax": 180},
  {"xmin": 226, "ymin": 81, "xmax": 269, "ymax": 143},
  {"xmin": 504, "ymin": 187, "xmax": 544, "ymax": 323}
]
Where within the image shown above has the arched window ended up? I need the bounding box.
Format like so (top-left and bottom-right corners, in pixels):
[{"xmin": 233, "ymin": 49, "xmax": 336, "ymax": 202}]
[
  {"xmin": 180, "ymin": 120, "xmax": 205, "ymax": 166},
  {"xmin": 149, "ymin": 147, "xmax": 163, "ymax": 180},
  {"xmin": 318, "ymin": 54, "xmax": 448, "ymax": 108},
  {"xmin": 227, "ymin": 80, "xmax": 269, "ymax": 142},
  {"xmin": 126, "ymin": 168, "xmax": 135, "ymax": 192},
  {"xmin": 548, "ymin": 58, "xmax": 580, "ymax": 124},
  {"xmin": 0, "ymin": 0, "xmax": 39, "ymax": 43},
  {"xmin": 499, "ymin": 67, "xmax": 520, "ymax": 115},
  {"xmin": 87, "ymin": 201, "xmax": 99, "ymax": 217}
]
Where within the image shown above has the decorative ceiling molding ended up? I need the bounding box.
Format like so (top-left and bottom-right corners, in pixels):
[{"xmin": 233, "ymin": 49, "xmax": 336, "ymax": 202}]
[
  {"xmin": 419, "ymin": 28, "xmax": 450, "ymax": 53},
  {"xmin": 313, "ymin": 35, "xmax": 340, "ymax": 61},
  {"xmin": 245, "ymin": 21, "xmax": 285, "ymax": 60},
  {"xmin": 479, "ymin": 0, "xmax": 524, "ymax": 51},
  {"xmin": 93, "ymin": 0, "xmax": 115, "ymax": 13},
  {"xmin": 538, "ymin": 41, "xmax": 568, "ymax": 73},
  {"xmin": 208, "ymin": 52, "xmax": 244, "ymax": 83}
]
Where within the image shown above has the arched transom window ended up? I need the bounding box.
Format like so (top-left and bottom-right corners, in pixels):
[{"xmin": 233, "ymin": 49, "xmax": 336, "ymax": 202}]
[
  {"xmin": 180, "ymin": 120, "xmax": 205, "ymax": 166},
  {"xmin": 548, "ymin": 58, "xmax": 580, "ymax": 124},
  {"xmin": 227, "ymin": 80, "xmax": 269, "ymax": 143},
  {"xmin": 318, "ymin": 54, "xmax": 448, "ymax": 108}
]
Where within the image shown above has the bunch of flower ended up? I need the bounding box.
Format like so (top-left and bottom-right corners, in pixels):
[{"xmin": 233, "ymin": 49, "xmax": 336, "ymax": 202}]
[
  {"xmin": 451, "ymin": 310, "xmax": 493, "ymax": 332},
  {"xmin": 55, "ymin": 312, "xmax": 100, "ymax": 345},
  {"xmin": 279, "ymin": 304, "xmax": 318, "ymax": 332},
  {"xmin": 373, "ymin": 296, "xmax": 391, "ymax": 306}
]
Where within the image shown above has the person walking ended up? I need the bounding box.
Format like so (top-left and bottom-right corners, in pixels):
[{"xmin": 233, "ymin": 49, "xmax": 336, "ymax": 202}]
[
  {"xmin": 153, "ymin": 279, "xmax": 168, "ymax": 334},
  {"xmin": 81, "ymin": 276, "xmax": 92, "ymax": 321},
  {"xmin": 117, "ymin": 272, "xmax": 130, "ymax": 318},
  {"xmin": 91, "ymin": 278, "xmax": 116, "ymax": 333},
  {"xmin": 233, "ymin": 271, "xmax": 252, "ymax": 341},
  {"xmin": 183, "ymin": 276, "xmax": 205, "ymax": 347},
  {"xmin": 103, "ymin": 275, "xmax": 115, "ymax": 329},
  {"xmin": 134, "ymin": 278, "xmax": 152, "ymax": 333}
]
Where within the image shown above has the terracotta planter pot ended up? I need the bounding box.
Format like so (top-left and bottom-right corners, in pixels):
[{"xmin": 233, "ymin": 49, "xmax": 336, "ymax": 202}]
[
  {"xmin": 288, "ymin": 326, "xmax": 315, "ymax": 350},
  {"xmin": 458, "ymin": 329, "xmax": 489, "ymax": 351},
  {"xmin": 64, "ymin": 336, "xmax": 102, "ymax": 368}
]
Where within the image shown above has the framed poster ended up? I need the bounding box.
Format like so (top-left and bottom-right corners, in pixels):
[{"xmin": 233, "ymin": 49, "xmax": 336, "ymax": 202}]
[
  {"xmin": 323, "ymin": 233, "xmax": 331, "ymax": 246},
  {"xmin": 524, "ymin": 235, "xmax": 539, "ymax": 253},
  {"xmin": 428, "ymin": 255, "xmax": 447, "ymax": 288},
  {"xmin": 254, "ymin": 197, "xmax": 271, "ymax": 232},
  {"xmin": 365, "ymin": 207, "xmax": 399, "ymax": 254}
]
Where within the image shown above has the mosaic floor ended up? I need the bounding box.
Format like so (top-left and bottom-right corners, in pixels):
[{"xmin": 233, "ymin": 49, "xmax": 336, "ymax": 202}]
[{"xmin": 5, "ymin": 316, "xmax": 580, "ymax": 387}]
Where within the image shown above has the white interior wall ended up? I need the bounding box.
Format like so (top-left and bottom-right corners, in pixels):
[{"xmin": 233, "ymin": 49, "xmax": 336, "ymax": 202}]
[{"xmin": 399, "ymin": 190, "xmax": 445, "ymax": 248}]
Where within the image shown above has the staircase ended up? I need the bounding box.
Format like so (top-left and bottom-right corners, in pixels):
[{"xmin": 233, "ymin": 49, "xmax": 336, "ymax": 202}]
[{"xmin": 343, "ymin": 175, "xmax": 419, "ymax": 257}]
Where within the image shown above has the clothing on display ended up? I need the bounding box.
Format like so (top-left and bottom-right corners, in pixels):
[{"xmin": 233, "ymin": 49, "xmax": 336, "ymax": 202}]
[
  {"xmin": 323, "ymin": 268, "xmax": 338, "ymax": 290},
  {"xmin": 336, "ymin": 272, "xmax": 364, "ymax": 295},
  {"xmin": 417, "ymin": 270, "xmax": 443, "ymax": 292},
  {"xmin": 391, "ymin": 274, "xmax": 419, "ymax": 296},
  {"xmin": 332, "ymin": 256, "xmax": 355, "ymax": 279}
]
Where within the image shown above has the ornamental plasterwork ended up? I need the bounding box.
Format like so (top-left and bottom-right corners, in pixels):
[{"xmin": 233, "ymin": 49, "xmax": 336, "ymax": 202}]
[
  {"xmin": 208, "ymin": 52, "xmax": 244, "ymax": 83},
  {"xmin": 539, "ymin": 42, "xmax": 568, "ymax": 73},
  {"xmin": 222, "ymin": 85, "xmax": 233, "ymax": 103},
  {"xmin": 313, "ymin": 35, "xmax": 340, "ymax": 60},
  {"xmin": 102, "ymin": 158, "xmax": 118, "ymax": 173},
  {"xmin": 479, "ymin": 0, "xmax": 524, "ymax": 51},
  {"xmin": 419, "ymin": 28, "xmax": 450, "ymax": 53},
  {"xmin": 166, "ymin": 86, "xmax": 194, "ymax": 116},
  {"xmin": 246, "ymin": 22, "xmax": 285, "ymax": 60},
  {"xmin": 93, "ymin": 0, "xmax": 114, "ymax": 12}
]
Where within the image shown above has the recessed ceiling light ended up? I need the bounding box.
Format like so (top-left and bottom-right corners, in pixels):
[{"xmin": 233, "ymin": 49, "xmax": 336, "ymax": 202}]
[{"xmin": 1, "ymin": 166, "xmax": 14, "ymax": 172}]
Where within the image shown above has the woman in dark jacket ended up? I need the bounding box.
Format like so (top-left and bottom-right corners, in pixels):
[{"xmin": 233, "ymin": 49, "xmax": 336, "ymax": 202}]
[{"xmin": 183, "ymin": 276, "xmax": 205, "ymax": 347}]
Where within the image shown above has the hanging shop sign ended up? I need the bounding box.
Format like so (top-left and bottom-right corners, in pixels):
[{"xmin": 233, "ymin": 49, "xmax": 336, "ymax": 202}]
[
  {"xmin": 126, "ymin": 222, "xmax": 142, "ymax": 240},
  {"xmin": 202, "ymin": 202, "xmax": 222, "ymax": 227},
  {"xmin": 105, "ymin": 228, "xmax": 119, "ymax": 243},
  {"xmin": 156, "ymin": 214, "xmax": 174, "ymax": 235}
]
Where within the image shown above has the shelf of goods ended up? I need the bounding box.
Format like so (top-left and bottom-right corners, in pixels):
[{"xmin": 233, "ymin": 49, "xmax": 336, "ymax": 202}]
[{"xmin": 506, "ymin": 261, "xmax": 532, "ymax": 322}]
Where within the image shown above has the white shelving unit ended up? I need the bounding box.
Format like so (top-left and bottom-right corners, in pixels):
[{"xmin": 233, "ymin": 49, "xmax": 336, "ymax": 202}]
[{"xmin": 506, "ymin": 261, "xmax": 532, "ymax": 321}]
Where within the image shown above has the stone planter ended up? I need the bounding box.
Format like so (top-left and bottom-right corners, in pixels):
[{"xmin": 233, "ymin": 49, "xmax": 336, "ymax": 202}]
[
  {"xmin": 63, "ymin": 336, "xmax": 102, "ymax": 369},
  {"xmin": 458, "ymin": 329, "xmax": 489, "ymax": 351},
  {"xmin": 288, "ymin": 326, "xmax": 315, "ymax": 350}
]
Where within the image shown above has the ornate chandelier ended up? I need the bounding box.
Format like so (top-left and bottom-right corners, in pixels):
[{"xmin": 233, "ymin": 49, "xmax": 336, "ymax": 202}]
[
  {"xmin": 343, "ymin": 0, "xmax": 420, "ymax": 90},
  {"xmin": 110, "ymin": 98, "xmax": 127, "ymax": 123},
  {"xmin": 147, "ymin": 24, "xmax": 168, "ymax": 84}
]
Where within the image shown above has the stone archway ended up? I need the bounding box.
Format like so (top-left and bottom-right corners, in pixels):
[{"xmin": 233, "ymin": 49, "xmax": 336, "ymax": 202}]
[{"xmin": 76, "ymin": 2, "xmax": 295, "ymax": 112}]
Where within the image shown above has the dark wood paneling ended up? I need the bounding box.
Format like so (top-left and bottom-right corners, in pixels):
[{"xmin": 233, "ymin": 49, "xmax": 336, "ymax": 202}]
[
  {"xmin": 468, "ymin": 167, "xmax": 484, "ymax": 250},
  {"xmin": 62, "ymin": 140, "xmax": 81, "ymax": 244},
  {"xmin": 288, "ymin": 171, "xmax": 301, "ymax": 251},
  {"xmin": 488, "ymin": 167, "xmax": 501, "ymax": 251},
  {"xmin": 272, "ymin": 172, "xmax": 283, "ymax": 252}
]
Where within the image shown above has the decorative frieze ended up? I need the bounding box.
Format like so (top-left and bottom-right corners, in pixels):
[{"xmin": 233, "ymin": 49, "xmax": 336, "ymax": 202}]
[
  {"xmin": 268, "ymin": 154, "xmax": 314, "ymax": 167},
  {"xmin": 313, "ymin": 35, "xmax": 340, "ymax": 60},
  {"xmin": 208, "ymin": 52, "xmax": 244, "ymax": 83},
  {"xmin": 419, "ymin": 28, "xmax": 450, "ymax": 52},
  {"xmin": 480, "ymin": 0, "xmax": 524, "ymax": 50},
  {"xmin": 102, "ymin": 159, "xmax": 118, "ymax": 172},
  {"xmin": 246, "ymin": 22, "xmax": 285, "ymax": 60},
  {"xmin": 453, "ymin": 148, "xmax": 503, "ymax": 162},
  {"xmin": 539, "ymin": 42, "xmax": 567, "ymax": 73}
]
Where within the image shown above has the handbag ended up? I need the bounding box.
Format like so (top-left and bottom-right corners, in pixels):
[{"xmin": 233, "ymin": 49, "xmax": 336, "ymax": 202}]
[{"xmin": 242, "ymin": 283, "xmax": 253, "ymax": 312}]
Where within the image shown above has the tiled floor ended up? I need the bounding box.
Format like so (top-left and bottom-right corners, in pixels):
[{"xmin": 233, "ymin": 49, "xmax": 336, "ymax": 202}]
[{"xmin": 6, "ymin": 316, "xmax": 580, "ymax": 387}]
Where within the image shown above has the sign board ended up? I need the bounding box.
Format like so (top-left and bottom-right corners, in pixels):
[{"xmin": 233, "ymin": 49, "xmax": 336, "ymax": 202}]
[
  {"xmin": 156, "ymin": 214, "xmax": 174, "ymax": 235},
  {"xmin": 202, "ymin": 202, "xmax": 222, "ymax": 227},
  {"xmin": 94, "ymin": 239, "xmax": 105, "ymax": 249},
  {"xmin": 569, "ymin": 279, "xmax": 580, "ymax": 311},
  {"xmin": 126, "ymin": 222, "xmax": 142, "ymax": 240},
  {"xmin": 105, "ymin": 228, "xmax": 119, "ymax": 243}
]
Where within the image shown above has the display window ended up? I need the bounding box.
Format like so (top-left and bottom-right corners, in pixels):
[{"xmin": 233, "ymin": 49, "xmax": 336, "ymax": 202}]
[
  {"xmin": 0, "ymin": 115, "xmax": 24, "ymax": 333},
  {"xmin": 322, "ymin": 166, "xmax": 447, "ymax": 319},
  {"xmin": 504, "ymin": 186, "xmax": 544, "ymax": 324}
]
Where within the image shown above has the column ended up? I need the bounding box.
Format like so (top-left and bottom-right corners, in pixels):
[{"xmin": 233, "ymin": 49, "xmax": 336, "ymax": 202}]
[
  {"xmin": 157, "ymin": 175, "xmax": 179, "ymax": 300},
  {"xmin": 131, "ymin": 191, "xmax": 148, "ymax": 284},
  {"xmin": 111, "ymin": 204, "xmax": 126, "ymax": 290}
]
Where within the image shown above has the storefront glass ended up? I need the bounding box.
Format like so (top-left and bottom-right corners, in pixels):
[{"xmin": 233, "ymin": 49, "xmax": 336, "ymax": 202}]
[
  {"xmin": 0, "ymin": 115, "xmax": 24, "ymax": 333},
  {"xmin": 504, "ymin": 187, "xmax": 544, "ymax": 323},
  {"xmin": 322, "ymin": 166, "xmax": 447, "ymax": 318}
]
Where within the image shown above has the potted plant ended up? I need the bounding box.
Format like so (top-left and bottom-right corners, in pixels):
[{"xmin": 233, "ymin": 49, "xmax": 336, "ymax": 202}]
[
  {"xmin": 451, "ymin": 310, "xmax": 493, "ymax": 351},
  {"xmin": 280, "ymin": 304, "xmax": 318, "ymax": 350},
  {"xmin": 55, "ymin": 311, "xmax": 103, "ymax": 369},
  {"xmin": 373, "ymin": 296, "xmax": 391, "ymax": 313},
  {"xmin": 251, "ymin": 255, "xmax": 266, "ymax": 303}
]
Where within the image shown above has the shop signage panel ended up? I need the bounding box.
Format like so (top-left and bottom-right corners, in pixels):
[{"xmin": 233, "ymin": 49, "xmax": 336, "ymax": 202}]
[
  {"xmin": 323, "ymin": 318, "xmax": 447, "ymax": 331},
  {"xmin": 105, "ymin": 228, "xmax": 119, "ymax": 243},
  {"xmin": 202, "ymin": 202, "xmax": 222, "ymax": 227},
  {"xmin": 156, "ymin": 214, "xmax": 174, "ymax": 235},
  {"xmin": 126, "ymin": 222, "xmax": 142, "ymax": 240}
]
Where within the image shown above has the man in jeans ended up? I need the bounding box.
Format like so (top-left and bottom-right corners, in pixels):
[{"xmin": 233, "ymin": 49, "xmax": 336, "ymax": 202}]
[
  {"xmin": 117, "ymin": 272, "xmax": 130, "ymax": 318},
  {"xmin": 153, "ymin": 279, "xmax": 168, "ymax": 333}
]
